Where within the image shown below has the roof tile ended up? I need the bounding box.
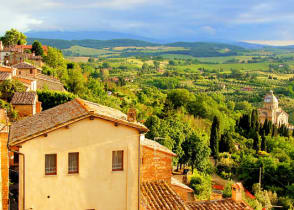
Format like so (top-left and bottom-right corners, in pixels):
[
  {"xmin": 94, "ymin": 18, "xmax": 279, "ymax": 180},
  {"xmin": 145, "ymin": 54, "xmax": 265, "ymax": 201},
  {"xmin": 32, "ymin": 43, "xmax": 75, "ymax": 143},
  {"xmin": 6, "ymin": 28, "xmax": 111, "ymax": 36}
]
[
  {"xmin": 11, "ymin": 92, "xmax": 37, "ymax": 105},
  {"xmin": 141, "ymin": 181, "xmax": 189, "ymax": 210}
]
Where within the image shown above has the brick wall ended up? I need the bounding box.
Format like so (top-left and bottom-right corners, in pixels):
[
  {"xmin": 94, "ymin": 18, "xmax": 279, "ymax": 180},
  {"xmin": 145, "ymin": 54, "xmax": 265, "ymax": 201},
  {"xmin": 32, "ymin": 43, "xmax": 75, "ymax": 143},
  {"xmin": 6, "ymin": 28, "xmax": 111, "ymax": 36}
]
[
  {"xmin": 0, "ymin": 109, "xmax": 9, "ymax": 210},
  {"xmin": 140, "ymin": 146, "xmax": 173, "ymax": 182}
]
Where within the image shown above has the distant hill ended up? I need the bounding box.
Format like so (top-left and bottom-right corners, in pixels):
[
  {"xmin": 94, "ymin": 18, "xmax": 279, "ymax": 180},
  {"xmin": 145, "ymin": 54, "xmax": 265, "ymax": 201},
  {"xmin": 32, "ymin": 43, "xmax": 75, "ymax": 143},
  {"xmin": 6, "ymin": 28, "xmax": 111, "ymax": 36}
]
[
  {"xmin": 27, "ymin": 38, "xmax": 248, "ymax": 57},
  {"xmin": 25, "ymin": 31, "xmax": 160, "ymax": 43},
  {"xmin": 27, "ymin": 38, "xmax": 159, "ymax": 49}
]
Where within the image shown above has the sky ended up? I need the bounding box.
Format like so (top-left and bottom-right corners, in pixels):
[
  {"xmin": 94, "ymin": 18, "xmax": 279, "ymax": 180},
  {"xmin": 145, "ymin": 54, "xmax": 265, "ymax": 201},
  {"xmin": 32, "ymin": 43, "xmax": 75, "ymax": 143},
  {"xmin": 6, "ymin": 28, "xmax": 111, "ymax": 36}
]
[{"xmin": 1, "ymin": 0, "xmax": 294, "ymax": 42}]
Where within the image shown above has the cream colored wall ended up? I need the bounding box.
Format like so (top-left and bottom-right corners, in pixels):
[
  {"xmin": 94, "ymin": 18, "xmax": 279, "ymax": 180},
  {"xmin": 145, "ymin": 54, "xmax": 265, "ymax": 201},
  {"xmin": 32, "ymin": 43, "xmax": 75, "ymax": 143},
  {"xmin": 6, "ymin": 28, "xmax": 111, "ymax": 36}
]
[{"xmin": 18, "ymin": 117, "xmax": 140, "ymax": 210}]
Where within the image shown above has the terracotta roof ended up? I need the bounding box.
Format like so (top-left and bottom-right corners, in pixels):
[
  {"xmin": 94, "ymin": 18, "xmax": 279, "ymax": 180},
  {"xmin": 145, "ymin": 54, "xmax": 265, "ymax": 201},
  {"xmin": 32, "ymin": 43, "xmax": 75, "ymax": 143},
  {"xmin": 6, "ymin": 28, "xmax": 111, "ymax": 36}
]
[
  {"xmin": 14, "ymin": 76, "xmax": 36, "ymax": 85},
  {"xmin": 141, "ymin": 138, "xmax": 176, "ymax": 156},
  {"xmin": 15, "ymin": 45, "xmax": 48, "ymax": 51},
  {"xmin": 186, "ymin": 199, "xmax": 253, "ymax": 210},
  {"xmin": 11, "ymin": 92, "xmax": 37, "ymax": 105},
  {"xmin": 9, "ymin": 98, "xmax": 148, "ymax": 145},
  {"xmin": 12, "ymin": 62, "xmax": 37, "ymax": 69},
  {"xmin": 0, "ymin": 72, "xmax": 11, "ymax": 80},
  {"xmin": 171, "ymin": 178, "xmax": 193, "ymax": 191},
  {"xmin": 0, "ymin": 66, "xmax": 15, "ymax": 73},
  {"xmin": 140, "ymin": 181, "xmax": 189, "ymax": 210}
]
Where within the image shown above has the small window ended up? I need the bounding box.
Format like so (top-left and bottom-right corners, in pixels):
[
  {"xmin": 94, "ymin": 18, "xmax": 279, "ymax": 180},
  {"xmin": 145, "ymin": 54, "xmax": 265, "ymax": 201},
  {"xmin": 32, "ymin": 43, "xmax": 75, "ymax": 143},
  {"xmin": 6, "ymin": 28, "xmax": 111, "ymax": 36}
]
[
  {"xmin": 112, "ymin": 150, "xmax": 123, "ymax": 171},
  {"xmin": 68, "ymin": 152, "xmax": 79, "ymax": 174},
  {"xmin": 30, "ymin": 69, "xmax": 33, "ymax": 74},
  {"xmin": 45, "ymin": 154, "xmax": 57, "ymax": 175}
]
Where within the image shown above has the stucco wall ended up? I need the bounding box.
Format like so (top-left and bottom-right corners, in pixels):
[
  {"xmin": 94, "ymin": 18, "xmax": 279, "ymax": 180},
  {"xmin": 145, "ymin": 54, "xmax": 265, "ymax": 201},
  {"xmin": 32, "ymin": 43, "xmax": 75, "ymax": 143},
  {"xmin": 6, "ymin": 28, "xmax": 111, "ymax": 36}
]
[
  {"xmin": 18, "ymin": 117, "xmax": 140, "ymax": 210},
  {"xmin": 13, "ymin": 104, "xmax": 34, "ymax": 117}
]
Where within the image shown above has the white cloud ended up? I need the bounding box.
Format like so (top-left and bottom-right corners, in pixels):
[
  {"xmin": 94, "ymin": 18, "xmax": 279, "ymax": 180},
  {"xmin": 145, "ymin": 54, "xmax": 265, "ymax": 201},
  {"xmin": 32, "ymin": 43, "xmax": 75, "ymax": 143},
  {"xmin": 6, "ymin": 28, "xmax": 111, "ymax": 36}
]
[{"xmin": 0, "ymin": 0, "xmax": 61, "ymax": 34}]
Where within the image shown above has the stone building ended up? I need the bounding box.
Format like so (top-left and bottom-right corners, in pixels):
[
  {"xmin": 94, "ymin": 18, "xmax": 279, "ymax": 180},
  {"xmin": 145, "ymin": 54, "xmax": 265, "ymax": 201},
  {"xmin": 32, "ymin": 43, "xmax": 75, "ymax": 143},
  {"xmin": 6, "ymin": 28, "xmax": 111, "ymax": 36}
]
[
  {"xmin": 258, "ymin": 90, "xmax": 289, "ymax": 126},
  {"xmin": 11, "ymin": 92, "xmax": 42, "ymax": 117}
]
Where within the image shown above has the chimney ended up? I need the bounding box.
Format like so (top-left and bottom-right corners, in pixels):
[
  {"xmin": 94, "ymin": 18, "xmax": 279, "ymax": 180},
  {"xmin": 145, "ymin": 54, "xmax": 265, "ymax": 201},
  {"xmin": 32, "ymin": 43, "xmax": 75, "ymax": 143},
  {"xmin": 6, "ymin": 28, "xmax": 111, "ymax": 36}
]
[
  {"xmin": 232, "ymin": 183, "xmax": 243, "ymax": 202},
  {"xmin": 127, "ymin": 108, "xmax": 137, "ymax": 122},
  {"xmin": 0, "ymin": 109, "xmax": 9, "ymax": 210}
]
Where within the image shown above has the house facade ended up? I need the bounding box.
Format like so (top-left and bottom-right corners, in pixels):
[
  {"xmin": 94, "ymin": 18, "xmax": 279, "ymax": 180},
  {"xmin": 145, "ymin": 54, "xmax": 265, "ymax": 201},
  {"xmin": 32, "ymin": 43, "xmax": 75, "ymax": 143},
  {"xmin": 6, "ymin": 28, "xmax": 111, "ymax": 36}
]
[{"xmin": 9, "ymin": 99, "xmax": 148, "ymax": 210}]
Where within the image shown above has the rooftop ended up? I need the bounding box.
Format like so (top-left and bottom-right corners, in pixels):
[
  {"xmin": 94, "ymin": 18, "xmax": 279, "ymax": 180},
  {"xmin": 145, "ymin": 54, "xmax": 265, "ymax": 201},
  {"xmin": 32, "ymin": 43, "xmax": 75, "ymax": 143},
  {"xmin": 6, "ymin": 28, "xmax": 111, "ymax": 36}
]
[
  {"xmin": 141, "ymin": 138, "xmax": 176, "ymax": 156},
  {"xmin": 0, "ymin": 72, "xmax": 11, "ymax": 81},
  {"xmin": 9, "ymin": 98, "xmax": 147, "ymax": 145},
  {"xmin": 140, "ymin": 181, "xmax": 189, "ymax": 210},
  {"xmin": 12, "ymin": 62, "xmax": 39, "ymax": 69},
  {"xmin": 186, "ymin": 198, "xmax": 252, "ymax": 210},
  {"xmin": 171, "ymin": 177, "xmax": 193, "ymax": 191},
  {"xmin": 11, "ymin": 92, "xmax": 37, "ymax": 105}
]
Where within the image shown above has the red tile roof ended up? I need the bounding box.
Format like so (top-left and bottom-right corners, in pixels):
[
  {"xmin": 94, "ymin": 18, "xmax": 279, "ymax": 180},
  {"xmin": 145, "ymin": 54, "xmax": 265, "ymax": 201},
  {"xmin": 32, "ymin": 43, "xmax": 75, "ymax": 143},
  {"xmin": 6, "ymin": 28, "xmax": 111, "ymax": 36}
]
[
  {"xmin": 0, "ymin": 66, "xmax": 15, "ymax": 73},
  {"xmin": 11, "ymin": 92, "xmax": 37, "ymax": 105},
  {"xmin": 140, "ymin": 181, "xmax": 189, "ymax": 210},
  {"xmin": 9, "ymin": 98, "xmax": 148, "ymax": 145},
  {"xmin": 186, "ymin": 199, "xmax": 253, "ymax": 210}
]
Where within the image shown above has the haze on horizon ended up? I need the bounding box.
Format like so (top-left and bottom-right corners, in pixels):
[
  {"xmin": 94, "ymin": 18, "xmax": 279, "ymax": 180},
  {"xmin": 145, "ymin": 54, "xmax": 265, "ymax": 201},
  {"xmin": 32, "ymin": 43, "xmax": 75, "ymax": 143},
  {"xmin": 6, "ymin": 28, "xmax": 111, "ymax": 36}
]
[{"xmin": 1, "ymin": 0, "xmax": 294, "ymax": 43}]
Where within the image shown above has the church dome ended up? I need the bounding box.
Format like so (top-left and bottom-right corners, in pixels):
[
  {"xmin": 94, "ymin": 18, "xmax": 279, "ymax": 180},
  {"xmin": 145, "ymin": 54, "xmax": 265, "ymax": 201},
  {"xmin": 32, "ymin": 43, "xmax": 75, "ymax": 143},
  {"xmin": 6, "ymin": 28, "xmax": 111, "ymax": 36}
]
[{"xmin": 264, "ymin": 90, "xmax": 278, "ymax": 103}]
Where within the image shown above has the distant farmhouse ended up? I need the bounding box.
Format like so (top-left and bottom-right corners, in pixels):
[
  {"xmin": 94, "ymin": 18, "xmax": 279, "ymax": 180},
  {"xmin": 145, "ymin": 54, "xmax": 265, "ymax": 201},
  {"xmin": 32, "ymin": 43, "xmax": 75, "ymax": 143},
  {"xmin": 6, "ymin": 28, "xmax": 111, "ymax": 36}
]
[{"xmin": 258, "ymin": 90, "xmax": 289, "ymax": 126}]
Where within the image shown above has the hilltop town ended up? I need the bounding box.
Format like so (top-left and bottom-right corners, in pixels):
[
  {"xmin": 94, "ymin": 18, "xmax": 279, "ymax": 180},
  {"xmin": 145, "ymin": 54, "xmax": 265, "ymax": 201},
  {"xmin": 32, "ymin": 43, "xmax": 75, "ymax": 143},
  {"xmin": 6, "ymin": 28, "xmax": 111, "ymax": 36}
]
[{"xmin": 0, "ymin": 28, "xmax": 294, "ymax": 210}]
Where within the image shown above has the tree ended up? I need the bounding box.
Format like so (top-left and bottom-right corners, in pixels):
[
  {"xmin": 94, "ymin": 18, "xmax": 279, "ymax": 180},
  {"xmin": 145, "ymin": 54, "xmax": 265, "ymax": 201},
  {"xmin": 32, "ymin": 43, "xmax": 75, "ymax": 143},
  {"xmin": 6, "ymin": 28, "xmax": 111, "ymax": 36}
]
[
  {"xmin": 219, "ymin": 131, "xmax": 235, "ymax": 153},
  {"xmin": 32, "ymin": 40, "xmax": 44, "ymax": 56},
  {"xmin": 210, "ymin": 116, "xmax": 220, "ymax": 159},
  {"xmin": 0, "ymin": 80, "xmax": 26, "ymax": 101},
  {"xmin": 0, "ymin": 29, "xmax": 27, "ymax": 46},
  {"xmin": 261, "ymin": 131, "xmax": 267, "ymax": 151},
  {"xmin": 43, "ymin": 47, "xmax": 66, "ymax": 69},
  {"xmin": 253, "ymin": 131, "xmax": 261, "ymax": 152}
]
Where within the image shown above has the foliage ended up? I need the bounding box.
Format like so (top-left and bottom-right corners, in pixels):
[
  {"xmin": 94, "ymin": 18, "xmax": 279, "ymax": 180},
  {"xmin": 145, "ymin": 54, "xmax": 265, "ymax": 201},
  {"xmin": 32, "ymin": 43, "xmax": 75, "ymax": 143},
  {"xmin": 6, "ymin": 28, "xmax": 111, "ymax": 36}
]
[
  {"xmin": 210, "ymin": 116, "xmax": 220, "ymax": 159},
  {"xmin": 32, "ymin": 40, "xmax": 44, "ymax": 56},
  {"xmin": 0, "ymin": 80, "xmax": 26, "ymax": 102},
  {"xmin": 0, "ymin": 28, "xmax": 27, "ymax": 46},
  {"xmin": 37, "ymin": 90, "xmax": 76, "ymax": 110},
  {"xmin": 189, "ymin": 171, "xmax": 212, "ymax": 200}
]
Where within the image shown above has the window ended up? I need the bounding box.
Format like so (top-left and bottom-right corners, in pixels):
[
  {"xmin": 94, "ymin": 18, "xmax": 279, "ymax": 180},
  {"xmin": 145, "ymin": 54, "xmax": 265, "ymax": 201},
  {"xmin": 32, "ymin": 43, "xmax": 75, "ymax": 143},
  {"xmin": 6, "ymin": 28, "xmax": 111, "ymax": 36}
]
[
  {"xmin": 112, "ymin": 150, "xmax": 123, "ymax": 171},
  {"xmin": 30, "ymin": 69, "xmax": 33, "ymax": 74},
  {"xmin": 68, "ymin": 152, "xmax": 79, "ymax": 174},
  {"xmin": 45, "ymin": 154, "xmax": 57, "ymax": 175}
]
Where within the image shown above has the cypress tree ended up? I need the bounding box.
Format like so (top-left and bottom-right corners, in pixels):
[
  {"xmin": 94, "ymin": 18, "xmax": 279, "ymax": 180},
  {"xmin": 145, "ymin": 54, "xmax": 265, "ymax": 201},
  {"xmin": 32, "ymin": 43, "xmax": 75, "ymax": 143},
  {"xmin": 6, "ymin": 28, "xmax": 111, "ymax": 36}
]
[
  {"xmin": 261, "ymin": 130, "xmax": 267, "ymax": 151},
  {"xmin": 253, "ymin": 131, "xmax": 260, "ymax": 152},
  {"xmin": 272, "ymin": 125, "xmax": 278, "ymax": 137},
  {"xmin": 210, "ymin": 116, "xmax": 220, "ymax": 159}
]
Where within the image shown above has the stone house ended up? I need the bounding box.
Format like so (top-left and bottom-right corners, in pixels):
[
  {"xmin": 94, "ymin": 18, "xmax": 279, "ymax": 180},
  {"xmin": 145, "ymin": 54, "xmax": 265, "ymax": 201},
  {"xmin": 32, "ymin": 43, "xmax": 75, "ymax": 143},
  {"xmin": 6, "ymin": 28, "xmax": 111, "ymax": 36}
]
[
  {"xmin": 11, "ymin": 92, "xmax": 42, "ymax": 117},
  {"xmin": 12, "ymin": 62, "xmax": 42, "ymax": 76},
  {"xmin": 8, "ymin": 98, "xmax": 148, "ymax": 210}
]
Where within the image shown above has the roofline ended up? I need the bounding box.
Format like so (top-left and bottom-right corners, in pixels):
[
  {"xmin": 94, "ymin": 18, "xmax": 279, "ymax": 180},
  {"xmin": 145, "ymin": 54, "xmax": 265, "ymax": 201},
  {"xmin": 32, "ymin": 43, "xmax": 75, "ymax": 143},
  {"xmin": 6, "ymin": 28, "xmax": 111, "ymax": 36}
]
[
  {"xmin": 9, "ymin": 114, "xmax": 90, "ymax": 146},
  {"xmin": 9, "ymin": 111, "xmax": 148, "ymax": 146},
  {"xmin": 142, "ymin": 145, "xmax": 176, "ymax": 157}
]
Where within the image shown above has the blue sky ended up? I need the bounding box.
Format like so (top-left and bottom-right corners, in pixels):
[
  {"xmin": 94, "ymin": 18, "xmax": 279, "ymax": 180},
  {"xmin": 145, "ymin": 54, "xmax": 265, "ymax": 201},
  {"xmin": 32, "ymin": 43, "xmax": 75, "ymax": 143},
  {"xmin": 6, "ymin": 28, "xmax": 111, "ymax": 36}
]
[{"xmin": 0, "ymin": 0, "xmax": 294, "ymax": 41}]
